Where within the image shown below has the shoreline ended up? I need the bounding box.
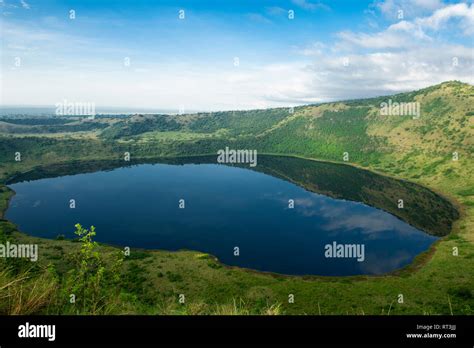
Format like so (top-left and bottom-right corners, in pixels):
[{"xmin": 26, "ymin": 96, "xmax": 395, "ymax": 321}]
[{"xmin": 0, "ymin": 153, "xmax": 463, "ymax": 280}]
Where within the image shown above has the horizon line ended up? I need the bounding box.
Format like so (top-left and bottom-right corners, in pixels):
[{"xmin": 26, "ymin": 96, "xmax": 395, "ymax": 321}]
[{"xmin": 0, "ymin": 80, "xmax": 470, "ymax": 115}]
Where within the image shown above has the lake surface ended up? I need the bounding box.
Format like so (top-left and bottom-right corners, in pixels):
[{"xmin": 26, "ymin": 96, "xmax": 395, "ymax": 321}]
[{"xmin": 6, "ymin": 156, "xmax": 458, "ymax": 276}]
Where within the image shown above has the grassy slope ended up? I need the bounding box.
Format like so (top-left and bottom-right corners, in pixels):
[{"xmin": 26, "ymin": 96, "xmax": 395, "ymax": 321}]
[{"xmin": 0, "ymin": 81, "xmax": 473, "ymax": 314}]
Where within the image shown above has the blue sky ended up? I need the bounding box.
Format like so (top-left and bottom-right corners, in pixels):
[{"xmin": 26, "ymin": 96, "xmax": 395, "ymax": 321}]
[{"xmin": 1, "ymin": 0, "xmax": 473, "ymax": 110}]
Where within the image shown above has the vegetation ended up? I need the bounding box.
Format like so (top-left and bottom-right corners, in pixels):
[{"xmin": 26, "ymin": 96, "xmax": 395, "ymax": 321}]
[
  {"xmin": 0, "ymin": 80, "xmax": 473, "ymax": 315},
  {"xmin": 101, "ymin": 115, "xmax": 182, "ymax": 139},
  {"xmin": 187, "ymin": 108, "xmax": 290, "ymax": 136},
  {"xmin": 0, "ymin": 117, "xmax": 76, "ymax": 126}
]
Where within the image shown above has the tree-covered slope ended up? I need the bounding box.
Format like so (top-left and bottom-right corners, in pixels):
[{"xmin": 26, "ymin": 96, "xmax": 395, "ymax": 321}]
[{"xmin": 92, "ymin": 81, "xmax": 471, "ymax": 174}]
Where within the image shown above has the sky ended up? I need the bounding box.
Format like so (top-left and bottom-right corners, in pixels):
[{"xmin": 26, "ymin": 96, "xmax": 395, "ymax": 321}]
[{"xmin": 1, "ymin": 0, "xmax": 473, "ymax": 111}]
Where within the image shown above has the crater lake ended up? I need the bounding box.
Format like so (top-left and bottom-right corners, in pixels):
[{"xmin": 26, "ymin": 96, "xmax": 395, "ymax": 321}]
[{"xmin": 4, "ymin": 156, "xmax": 458, "ymax": 276}]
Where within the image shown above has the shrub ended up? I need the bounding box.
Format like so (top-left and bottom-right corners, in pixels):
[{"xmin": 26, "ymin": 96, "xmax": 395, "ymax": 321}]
[{"xmin": 62, "ymin": 224, "xmax": 123, "ymax": 314}]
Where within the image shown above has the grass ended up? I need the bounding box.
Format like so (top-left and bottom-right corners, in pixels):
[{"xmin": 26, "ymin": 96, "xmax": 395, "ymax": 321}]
[
  {"xmin": 137, "ymin": 130, "xmax": 219, "ymax": 143},
  {"xmin": 0, "ymin": 186, "xmax": 13, "ymax": 219},
  {"xmin": 0, "ymin": 266, "xmax": 57, "ymax": 315}
]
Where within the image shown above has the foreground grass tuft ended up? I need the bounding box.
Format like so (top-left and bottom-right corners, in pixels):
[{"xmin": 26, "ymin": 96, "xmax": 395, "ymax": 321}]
[{"xmin": 0, "ymin": 267, "xmax": 57, "ymax": 315}]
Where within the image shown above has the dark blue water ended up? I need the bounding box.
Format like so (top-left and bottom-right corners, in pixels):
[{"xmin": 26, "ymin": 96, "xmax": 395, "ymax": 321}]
[{"xmin": 5, "ymin": 162, "xmax": 437, "ymax": 276}]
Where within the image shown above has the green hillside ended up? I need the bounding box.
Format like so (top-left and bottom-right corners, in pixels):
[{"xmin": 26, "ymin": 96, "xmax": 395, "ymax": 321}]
[{"xmin": 92, "ymin": 81, "xmax": 472, "ymax": 168}]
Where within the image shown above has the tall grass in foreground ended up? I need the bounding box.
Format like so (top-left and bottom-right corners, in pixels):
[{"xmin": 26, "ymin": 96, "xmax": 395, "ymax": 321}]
[
  {"xmin": 214, "ymin": 299, "xmax": 282, "ymax": 315},
  {"xmin": 0, "ymin": 224, "xmax": 283, "ymax": 315},
  {"xmin": 0, "ymin": 267, "xmax": 57, "ymax": 314},
  {"xmin": 155, "ymin": 298, "xmax": 283, "ymax": 315}
]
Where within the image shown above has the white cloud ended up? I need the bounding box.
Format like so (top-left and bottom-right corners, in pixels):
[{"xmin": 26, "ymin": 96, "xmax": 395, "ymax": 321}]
[
  {"xmin": 338, "ymin": 4, "xmax": 474, "ymax": 50},
  {"xmin": 20, "ymin": 0, "xmax": 30, "ymax": 10},
  {"xmin": 337, "ymin": 22, "xmax": 431, "ymax": 50},
  {"xmin": 375, "ymin": 0, "xmax": 444, "ymax": 19},
  {"xmin": 296, "ymin": 41, "xmax": 327, "ymax": 56},
  {"xmin": 277, "ymin": 2, "xmax": 473, "ymax": 102},
  {"xmin": 323, "ymin": 210, "xmax": 405, "ymax": 234},
  {"xmin": 374, "ymin": 1, "xmax": 474, "ymax": 34},
  {"xmin": 291, "ymin": 0, "xmax": 330, "ymax": 11},
  {"xmin": 2, "ymin": 63, "xmax": 311, "ymax": 110},
  {"xmin": 415, "ymin": 2, "xmax": 474, "ymax": 34},
  {"xmin": 281, "ymin": 44, "xmax": 473, "ymax": 102},
  {"xmin": 246, "ymin": 13, "xmax": 272, "ymax": 24},
  {"xmin": 265, "ymin": 6, "xmax": 286, "ymax": 16}
]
